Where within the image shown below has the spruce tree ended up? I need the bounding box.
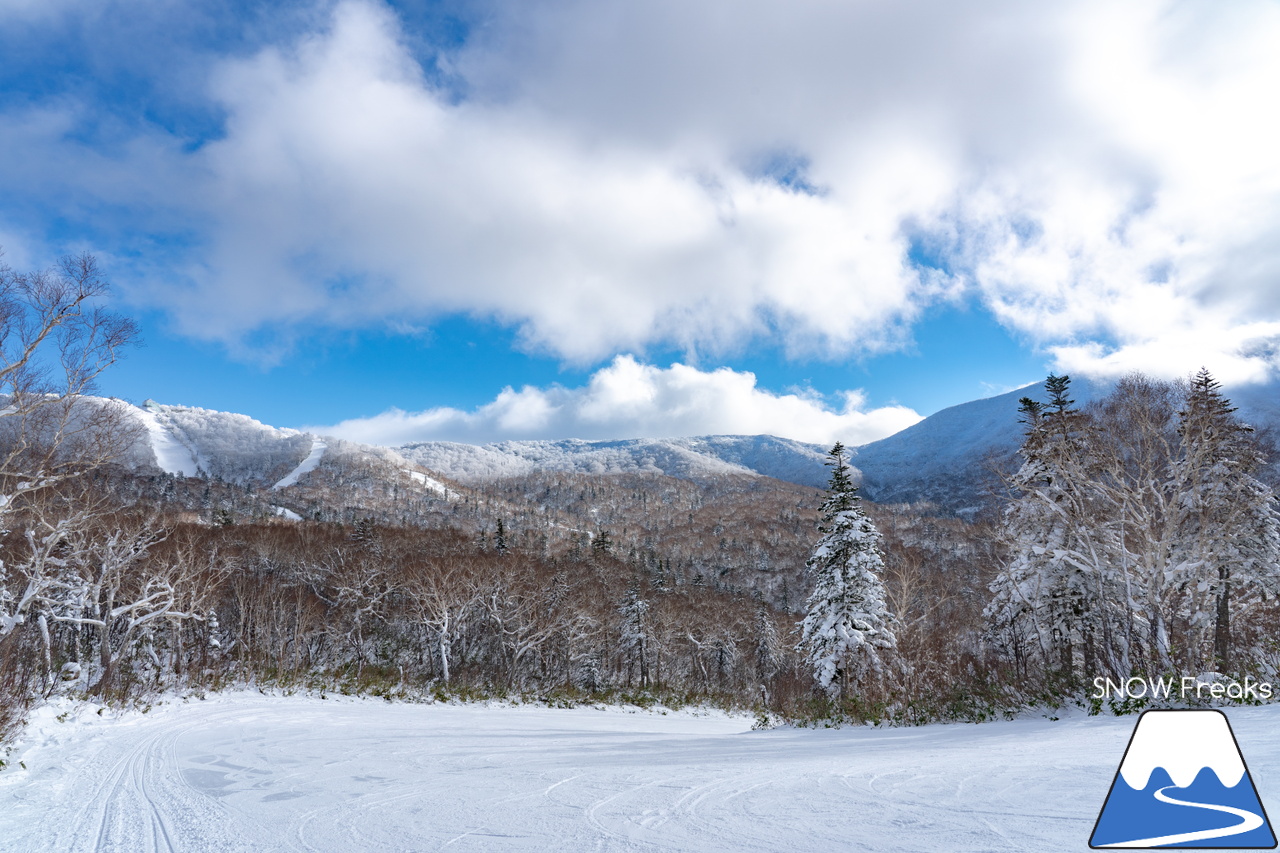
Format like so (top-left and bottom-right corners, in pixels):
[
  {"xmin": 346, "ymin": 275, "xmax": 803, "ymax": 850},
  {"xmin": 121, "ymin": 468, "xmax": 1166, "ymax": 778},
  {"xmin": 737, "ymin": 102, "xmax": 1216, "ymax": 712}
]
[
  {"xmin": 618, "ymin": 586, "xmax": 650, "ymax": 688},
  {"xmin": 1176, "ymin": 368, "xmax": 1280, "ymax": 670},
  {"xmin": 987, "ymin": 374, "xmax": 1128, "ymax": 680},
  {"xmin": 798, "ymin": 442, "xmax": 896, "ymax": 697},
  {"xmin": 990, "ymin": 369, "xmax": 1280, "ymax": 681},
  {"xmin": 494, "ymin": 518, "xmax": 508, "ymax": 555}
]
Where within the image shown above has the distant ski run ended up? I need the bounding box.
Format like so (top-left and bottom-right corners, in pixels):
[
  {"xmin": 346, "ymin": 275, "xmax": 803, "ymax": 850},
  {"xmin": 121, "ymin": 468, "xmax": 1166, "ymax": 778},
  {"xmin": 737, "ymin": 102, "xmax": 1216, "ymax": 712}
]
[
  {"xmin": 1101, "ymin": 785, "xmax": 1265, "ymax": 848},
  {"xmin": 137, "ymin": 408, "xmax": 200, "ymax": 477},
  {"xmin": 273, "ymin": 438, "xmax": 327, "ymax": 490}
]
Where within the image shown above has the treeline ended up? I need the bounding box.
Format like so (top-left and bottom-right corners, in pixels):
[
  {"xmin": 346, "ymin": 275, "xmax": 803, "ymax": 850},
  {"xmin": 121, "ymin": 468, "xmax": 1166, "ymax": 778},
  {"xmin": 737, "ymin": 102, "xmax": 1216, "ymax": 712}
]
[
  {"xmin": 0, "ymin": 506, "xmax": 803, "ymax": 726},
  {"xmin": 1, "ymin": 474, "xmax": 1014, "ymax": 743},
  {"xmin": 986, "ymin": 371, "xmax": 1280, "ymax": 690},
  {"xmin": 9, "ymin": 371, "xmax": 1278, "ymax": 745}
]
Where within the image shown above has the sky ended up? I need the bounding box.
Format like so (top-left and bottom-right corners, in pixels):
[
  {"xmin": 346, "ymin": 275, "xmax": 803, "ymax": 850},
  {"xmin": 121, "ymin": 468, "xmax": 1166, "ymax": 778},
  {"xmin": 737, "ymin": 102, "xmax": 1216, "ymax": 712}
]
[{"xmin": 1, "ymin": 0, "xmax": 1278, "ymax": 447}]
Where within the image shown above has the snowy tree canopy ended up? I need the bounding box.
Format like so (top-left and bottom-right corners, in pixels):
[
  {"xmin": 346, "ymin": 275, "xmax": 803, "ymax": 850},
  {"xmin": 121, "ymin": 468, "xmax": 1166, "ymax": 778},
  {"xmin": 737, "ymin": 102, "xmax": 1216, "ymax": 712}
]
[
  {"xmin": 987, "ymin": 371, "xmax": 1280, "ymax": 681},
  {"xmin": 798, "ymin": 442, "xmax": 896, "ymax": 697}
]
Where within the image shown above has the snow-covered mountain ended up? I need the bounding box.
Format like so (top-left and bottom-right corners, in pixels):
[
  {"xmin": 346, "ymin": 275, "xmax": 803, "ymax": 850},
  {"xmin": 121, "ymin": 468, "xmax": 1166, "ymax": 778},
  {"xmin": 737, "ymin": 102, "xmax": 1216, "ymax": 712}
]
[
  {"xmin": 853, "ymin": 375, "xmax": 1280, "ymax": 512},
  {"xmin": 131, "ymin": 400, "xmax": 315, "ymax": 484},
  {"xmin": 113, "ymin": 401, "xmax": 832, "ymax": 491},
  {"xmin": 113, "ymin": 399, "xmax": 457, "ymax": 501},
  {"xmin": 94, "ymin": 373, "xmax": 1280, "ymax": 517},
  {"xmin": 849, "ymin": 378, "xmax": 1110, "ymax": 511},
  {"xmin": 396, "ymin": 435, "xmax": 832, "ymax": 487}
]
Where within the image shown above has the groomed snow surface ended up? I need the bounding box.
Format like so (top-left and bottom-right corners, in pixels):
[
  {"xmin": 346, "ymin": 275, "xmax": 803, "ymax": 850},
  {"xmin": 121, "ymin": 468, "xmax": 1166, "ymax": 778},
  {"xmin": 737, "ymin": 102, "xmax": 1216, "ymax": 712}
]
[
  {"xmin": 4, "ymin": 694, "xmax": 1280, "ymax": 852},
  {"xmin": 272, "ymin": 439, "xmax": 327, "ymax": 490}
]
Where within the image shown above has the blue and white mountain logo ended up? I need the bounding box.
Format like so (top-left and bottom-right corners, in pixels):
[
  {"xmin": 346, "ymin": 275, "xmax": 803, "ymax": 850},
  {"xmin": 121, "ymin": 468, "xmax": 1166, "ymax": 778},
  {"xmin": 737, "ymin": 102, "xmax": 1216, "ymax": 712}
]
[{"xmin": 1091, "ymin": 709, "xmax": 1276, "ymax": 848}]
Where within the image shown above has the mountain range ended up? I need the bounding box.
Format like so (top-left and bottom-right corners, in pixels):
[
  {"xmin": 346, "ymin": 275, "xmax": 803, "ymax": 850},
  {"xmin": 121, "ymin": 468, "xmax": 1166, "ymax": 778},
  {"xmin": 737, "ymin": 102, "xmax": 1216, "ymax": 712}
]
[{"xmin": 104, "ymin": 375, "xmax": 1279, "ymax": 516}]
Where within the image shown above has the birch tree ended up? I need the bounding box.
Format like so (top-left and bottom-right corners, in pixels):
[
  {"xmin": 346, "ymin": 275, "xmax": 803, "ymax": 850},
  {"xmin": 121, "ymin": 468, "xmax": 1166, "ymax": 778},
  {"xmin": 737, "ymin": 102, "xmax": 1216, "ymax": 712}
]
[{"xmin": 0, "ymin": 254, "xmax": 138, "ymax": 716}]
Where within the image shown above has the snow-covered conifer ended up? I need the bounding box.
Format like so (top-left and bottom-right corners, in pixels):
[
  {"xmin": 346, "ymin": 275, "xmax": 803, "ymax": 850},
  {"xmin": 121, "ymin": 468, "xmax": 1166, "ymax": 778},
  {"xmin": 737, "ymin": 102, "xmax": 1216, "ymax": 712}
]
[
  {"xmin": 986, "ymin": 376, "xmax": 1131, "ymax": 679},
  {"xmin": 989, "ymin": 370, "xmax": 1280, "ymax": 682},
  {"xmin": 798, "ymin": 442, "xmax": 896, "ymax": 697},
  {"xmin": 618, "ymin": 586, "xmax": 651, "ymax": 688},
  {"xmin": 1176, "ymin": 368, "xmax": 1280, "ymax": 669},
  {"xmin": 754, "ymin": 602, "xmax": 782, "ymax": 682}
]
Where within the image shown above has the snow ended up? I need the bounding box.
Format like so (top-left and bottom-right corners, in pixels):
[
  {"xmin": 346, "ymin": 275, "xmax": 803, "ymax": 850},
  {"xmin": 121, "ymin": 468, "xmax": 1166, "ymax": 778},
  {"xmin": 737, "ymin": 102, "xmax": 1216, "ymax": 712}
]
[
  {"xmin": 130, "ymin": 401, "xmax": 316, "ymax": 485},
  {"xmin": 272, "ymin": 438, "xmax": 327, "ymax": 490},
  {"xmin": 403, "ymin": 468, "xmax": 455, "ymax": 498},
  {"xmin": 398, "ymin": 435, "xmax": 830, "ymax": 486},
  {"xmin": 848, "ymin": 379, "xmax": 1103, "ymax": 510},
  {"xmin": 41, "ymin": 381, "xmax": 1280, "ymax": 513},
  {"xmin": 271, "ymin": 506, "xmax": 303, "ymax": 521},
  {"xmin": 7, "ymin": 694, "xmax": 1280, "ymax": 851},
  {"xmin": 135, "ymin": 406, "xmax": 200, "ymax": 477}
]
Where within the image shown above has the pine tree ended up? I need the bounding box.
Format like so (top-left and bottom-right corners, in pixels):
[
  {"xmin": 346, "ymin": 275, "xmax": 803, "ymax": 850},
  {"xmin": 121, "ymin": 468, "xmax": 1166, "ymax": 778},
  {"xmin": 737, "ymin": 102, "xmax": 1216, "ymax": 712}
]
[
  {"xmin": 990, "ymin": 369, "xmax": 1280, "ymax": 682},
  {"xmin": 592, "ymin": 529, "xmax": 613, "ymax": 557},
  {"xmin": 1176, "ymin": 368, "xmax": 1280, "ymax": 670},
  {"xmin": 798, "ymin": 442, "xmax": 896, "ymax": 697},
  {"xmin": 754, "ymin": 602, "xmax": 782, "ymax": 682},
  {"xmin": 494, "ymin": 518, "xmax": 508, "ymax": 555},
  {"xmin": 987, "ymin": 374, "xmax": 1131, "ymax": 681},
  {"xmin": 618, "ymin": 586, "xmax": 650, "ymax": 688}
]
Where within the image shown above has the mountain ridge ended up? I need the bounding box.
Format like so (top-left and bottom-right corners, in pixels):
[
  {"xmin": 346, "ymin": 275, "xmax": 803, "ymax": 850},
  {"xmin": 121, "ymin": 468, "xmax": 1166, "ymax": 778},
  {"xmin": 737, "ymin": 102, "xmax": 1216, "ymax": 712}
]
[{"xmin": 106, "ymin": 373, "xmax": 1280, "ymax": 515}]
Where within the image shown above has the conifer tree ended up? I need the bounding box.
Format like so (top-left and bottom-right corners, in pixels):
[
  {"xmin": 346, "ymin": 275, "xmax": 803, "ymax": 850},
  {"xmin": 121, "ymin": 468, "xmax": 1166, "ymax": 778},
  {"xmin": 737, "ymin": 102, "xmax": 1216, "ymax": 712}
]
[
  {"xmin": 618, "ymin": 586, "xmax": 650, "ymax": 688},
  {"xmin": 798, "ymin": 442, "xmax": 896, "ymax": 697},
  {"xmin": 1176, "ymin": 368, "xmax": 1280, "ymax": 669},
  {"xmin": 494, "ymin": 518, "xmax": 508, "ymax": 555},
  {"xmin": 754, "ymin": 602, "xmax": 782, "ymax": 682},
  {"xmin": 990, "ymin": 369, "xmax": 1280, "ymax": 681},
  {"xmin": 987, "ymin": 374, "xmax": 1131, "ymax": 681}
]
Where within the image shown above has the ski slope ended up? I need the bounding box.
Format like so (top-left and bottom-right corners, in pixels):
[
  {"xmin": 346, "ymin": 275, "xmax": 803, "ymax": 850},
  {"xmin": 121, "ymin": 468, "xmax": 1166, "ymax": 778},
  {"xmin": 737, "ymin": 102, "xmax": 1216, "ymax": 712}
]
[
  {"xmin": 272, "ymin": 438, "xmax": 327, "ymax": 489},
  {"xmin": 3, "ymin": 694, "xmax": 1280, "ymax": 852},
  {"xmin": 135, "ymin": 407, "xmax": 201, "ymax": 477}
]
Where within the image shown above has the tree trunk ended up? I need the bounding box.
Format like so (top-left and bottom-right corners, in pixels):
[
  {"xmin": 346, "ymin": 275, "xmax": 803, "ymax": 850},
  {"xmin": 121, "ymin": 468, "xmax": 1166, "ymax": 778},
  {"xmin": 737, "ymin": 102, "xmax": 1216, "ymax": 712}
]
[
  {"xmin": 93, "ymin": 620, "xmax": 114, "ymax": 697},
  {"xmin": 439, "ymin": 618, "xmax": 451, "ymax": 684},
  {"xmin": 1214, "ymin": 567, "xmax": 1231, "ymax": 671}
]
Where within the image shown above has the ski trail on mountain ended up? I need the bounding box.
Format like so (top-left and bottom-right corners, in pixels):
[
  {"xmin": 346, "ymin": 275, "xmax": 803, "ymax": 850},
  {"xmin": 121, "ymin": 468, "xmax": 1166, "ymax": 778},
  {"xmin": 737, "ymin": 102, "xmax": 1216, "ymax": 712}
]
[
  {"xmin": 136, "ymin": 408, "xmax": 200, "ymax": 477},
  {"xmin": 273, "ymin": 438, "xmax": 326, "ymax": 489},
  {"xmin": 1102, "ymin": 785, "xmax": 1264, "ymax": 848}
]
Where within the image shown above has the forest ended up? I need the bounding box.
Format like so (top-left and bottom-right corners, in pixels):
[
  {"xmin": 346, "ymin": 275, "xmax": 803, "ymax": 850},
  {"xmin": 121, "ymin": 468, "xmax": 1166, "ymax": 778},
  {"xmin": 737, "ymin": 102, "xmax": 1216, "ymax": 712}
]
[{"xmin": 3, "ymin": 257, "xmax": 1280, "ymax": 747}]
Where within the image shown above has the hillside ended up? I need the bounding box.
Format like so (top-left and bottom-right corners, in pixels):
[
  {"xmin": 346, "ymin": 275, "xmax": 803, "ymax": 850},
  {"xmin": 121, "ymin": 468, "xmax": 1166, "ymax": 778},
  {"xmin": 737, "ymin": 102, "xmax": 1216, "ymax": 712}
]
[
  {"xmin": 119, "ymin": 373, "xmax": 1280, "ymax": 521},
  {"xmin": 396, "ymin": 435, "xmax": 831, "ymax": 487},
  {"xmin": 849, "ymin": 378, "xmax": 1109, "ymax": 513}
]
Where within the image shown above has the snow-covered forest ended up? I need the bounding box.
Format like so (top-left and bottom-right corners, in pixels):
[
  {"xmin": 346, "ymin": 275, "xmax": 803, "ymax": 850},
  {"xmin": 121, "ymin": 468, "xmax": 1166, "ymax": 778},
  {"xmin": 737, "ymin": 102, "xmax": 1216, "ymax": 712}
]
[
  {"xmin": 3, "ymin": 257, "xmax": 1280, "ymax": 750},
  {"xmin": 988, "ymin": 372, "xmax": 1280, "ymax": 686}
]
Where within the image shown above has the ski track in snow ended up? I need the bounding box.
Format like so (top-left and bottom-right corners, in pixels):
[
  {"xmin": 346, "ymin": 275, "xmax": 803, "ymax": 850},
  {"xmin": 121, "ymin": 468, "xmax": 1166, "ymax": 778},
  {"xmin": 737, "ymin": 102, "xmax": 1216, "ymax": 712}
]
[
  {"xmin": 136, "ymin": 409, "xmax": 200, "ymax": 477},
  {"xmin": 5, "ymin": 696, "xmax": 1280, "ymax": 852},
  {"xmin": 273, "ymin": 439, "xmax": 327, "ymax": 490}
]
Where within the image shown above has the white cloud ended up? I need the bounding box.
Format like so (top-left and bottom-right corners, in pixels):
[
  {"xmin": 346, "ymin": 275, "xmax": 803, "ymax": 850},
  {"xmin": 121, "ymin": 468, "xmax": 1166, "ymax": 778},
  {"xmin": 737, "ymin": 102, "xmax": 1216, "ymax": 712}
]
[
  {"xmin": 313, "ymin": 356, "xmax": 923, "ymax": 446},
  {"xmin": 6, "ymin": 0, "xmax": 1280, "ymax": 384},
  {"xmin": 1050, "ymin": 319, "xmax": 1280, "ymax": 387},
  {"xmin": 106, "ymin": 0, "xmax": 930, "ymax": 363}
]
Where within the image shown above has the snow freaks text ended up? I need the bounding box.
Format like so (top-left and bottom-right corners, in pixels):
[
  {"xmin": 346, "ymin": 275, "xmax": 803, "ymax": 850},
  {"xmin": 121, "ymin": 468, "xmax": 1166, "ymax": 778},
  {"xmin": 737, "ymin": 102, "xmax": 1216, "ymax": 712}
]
[{"xmin": 1092, "ymin": 676, "xmax": 1274, "ymax": 702}]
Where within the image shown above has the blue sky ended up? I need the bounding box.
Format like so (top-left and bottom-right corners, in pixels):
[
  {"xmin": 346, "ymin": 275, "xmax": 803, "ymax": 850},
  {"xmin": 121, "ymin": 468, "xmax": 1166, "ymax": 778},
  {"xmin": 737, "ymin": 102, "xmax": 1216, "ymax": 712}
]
[{"xmin": 2, "ymin": 0, "xmax": 1279, "ymax": 446}]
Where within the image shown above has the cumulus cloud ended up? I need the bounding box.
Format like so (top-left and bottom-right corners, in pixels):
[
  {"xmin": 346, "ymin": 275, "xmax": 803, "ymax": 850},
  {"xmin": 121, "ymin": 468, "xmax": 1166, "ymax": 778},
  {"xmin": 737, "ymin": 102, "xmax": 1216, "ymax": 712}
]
[
  {"xmin": 144, "ymin": 0, "xmax": 934, "ymax": 362},
  {"xmin": 6, "ymin": 0, "xmax": 1280, "ymax": 383},
  {"xmin": 312, "ymin": 356, "xmax": 923, "ymax": 446}
]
